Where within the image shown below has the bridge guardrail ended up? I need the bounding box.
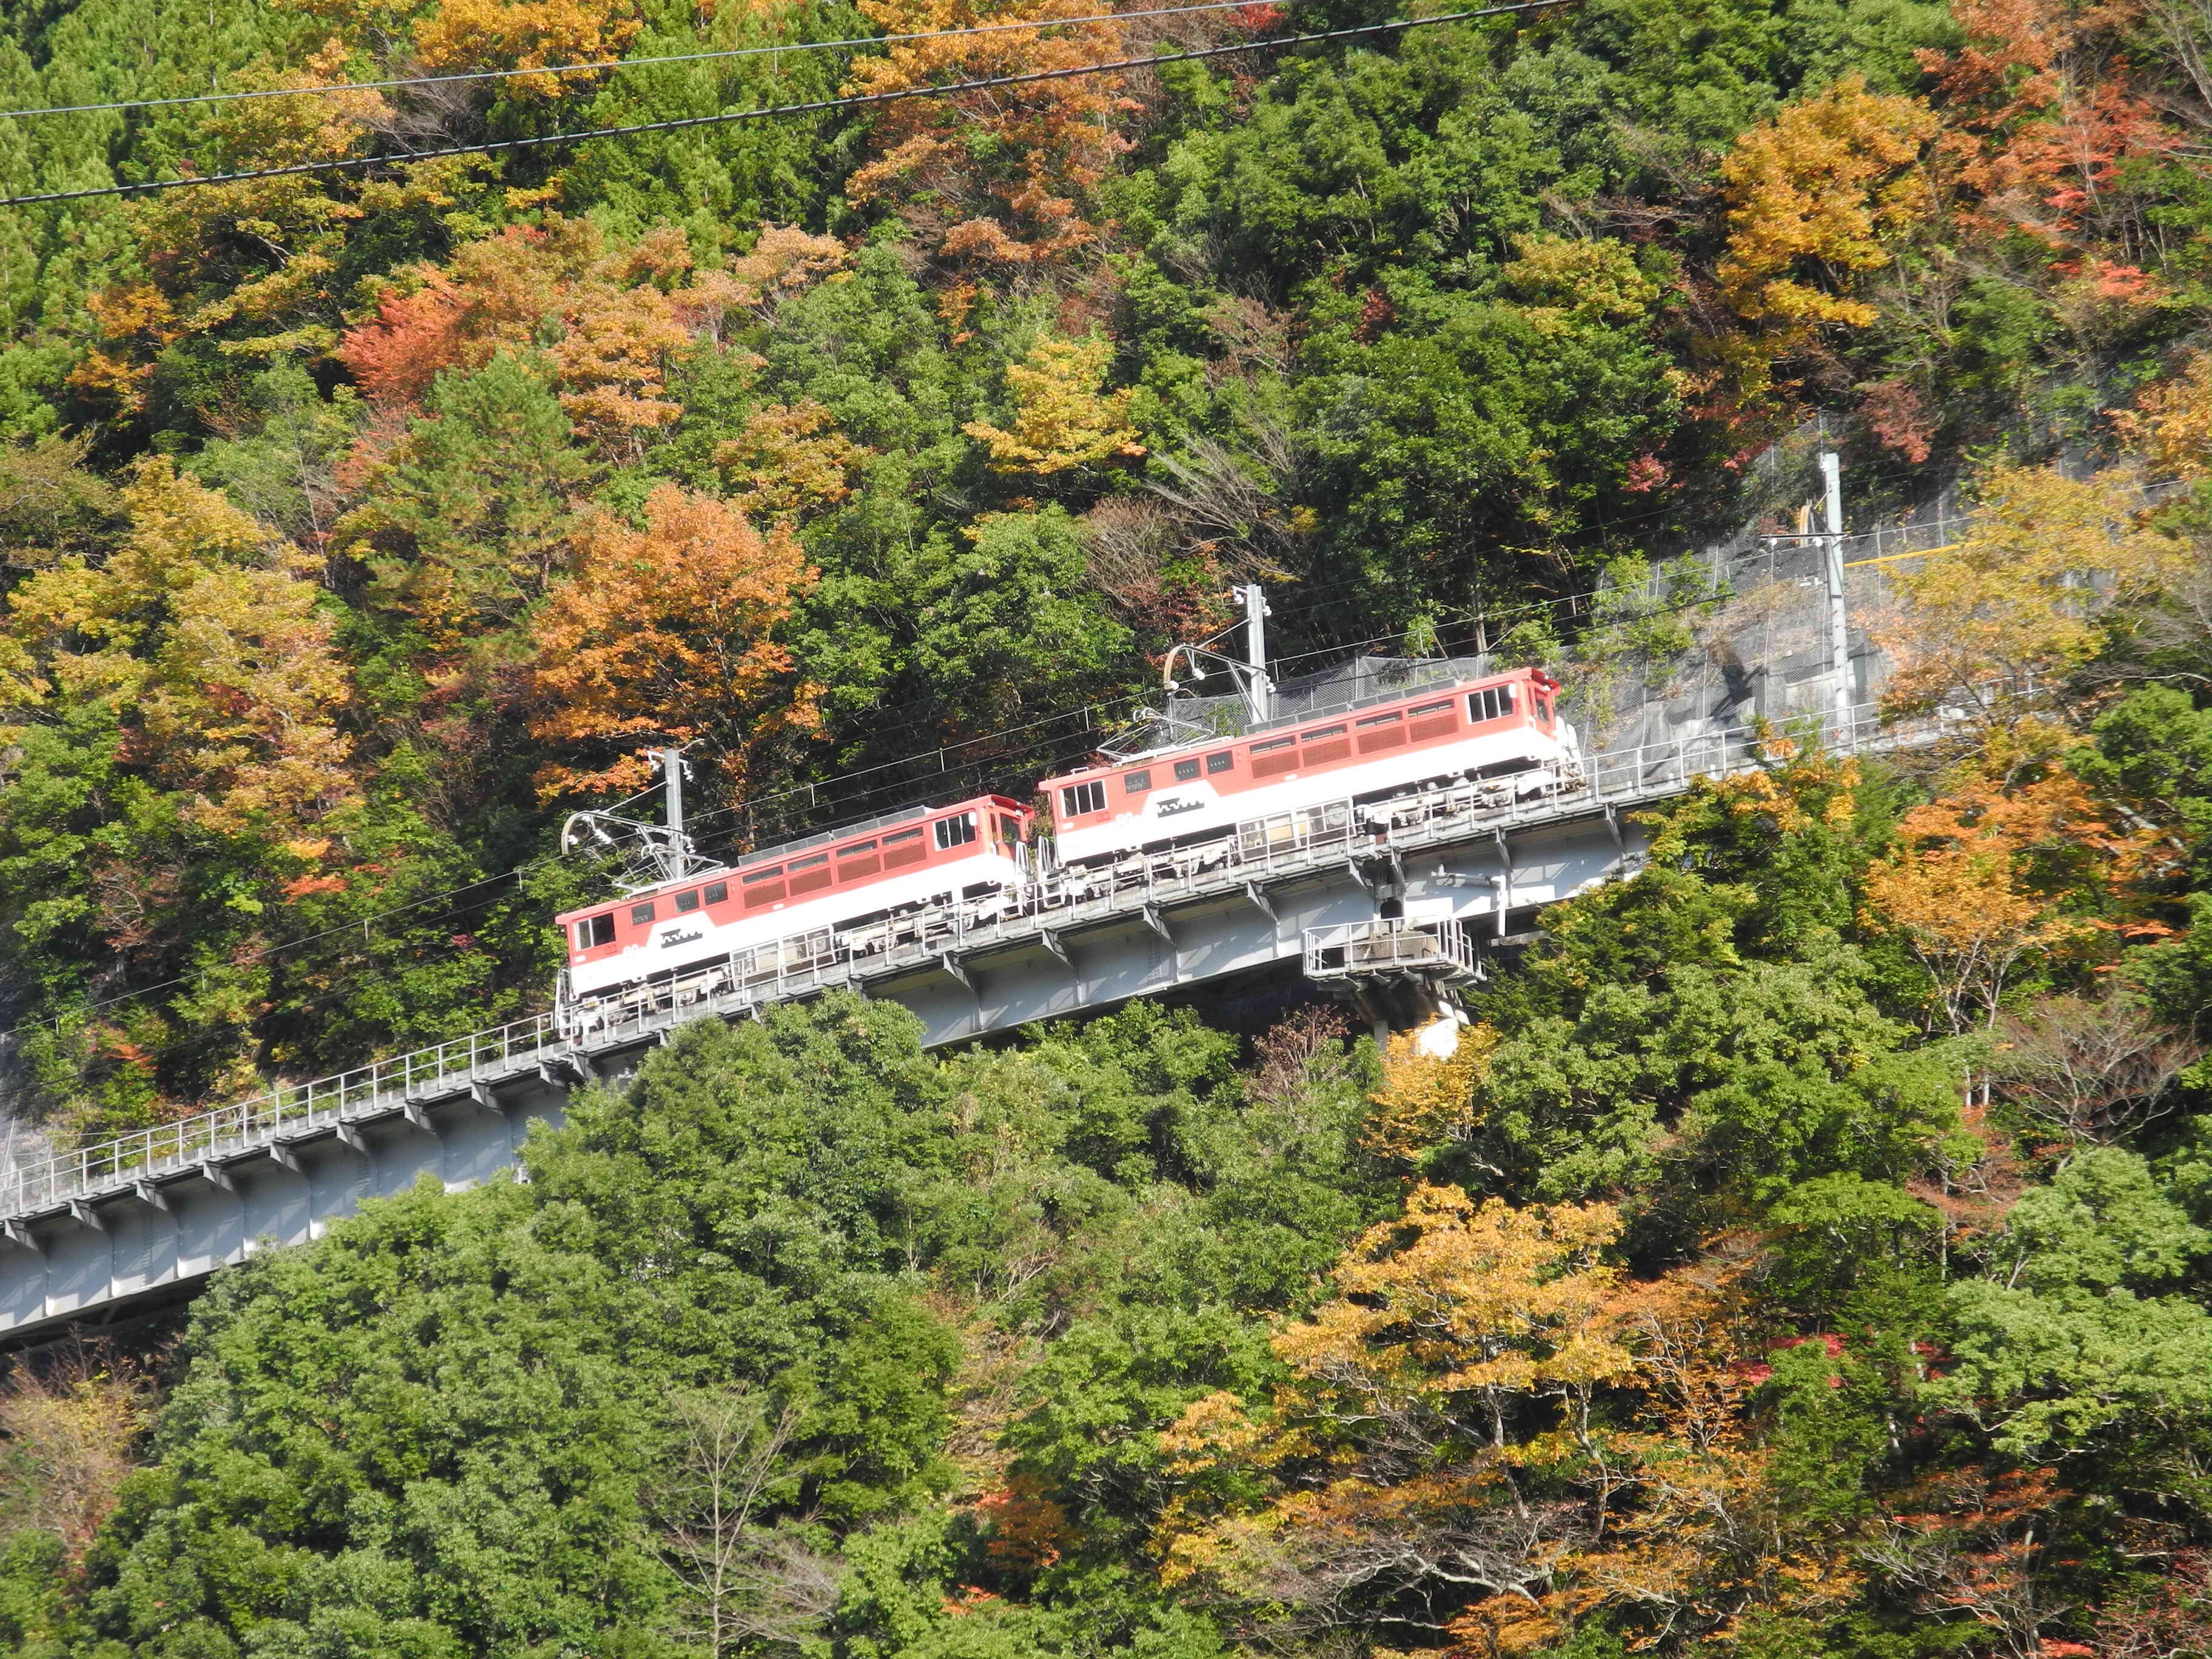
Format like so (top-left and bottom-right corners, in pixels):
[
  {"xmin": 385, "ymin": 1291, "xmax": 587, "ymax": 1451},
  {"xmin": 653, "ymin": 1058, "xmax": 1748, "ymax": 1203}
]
[{"xmin": 0, "ymin": 698, "xmax": 1913, "ymax": 1224}]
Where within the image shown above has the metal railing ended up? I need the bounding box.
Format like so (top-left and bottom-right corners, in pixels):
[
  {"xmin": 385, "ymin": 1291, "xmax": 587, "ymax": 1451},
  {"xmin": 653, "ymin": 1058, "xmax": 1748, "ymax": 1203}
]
[
  {"xmin": 1304, "ymin": 919, "xmax": 1481, "ymax": 980},
  {"xmin": 0, "ymin": 697, "xmax": 1919, "ymax": 1224}
]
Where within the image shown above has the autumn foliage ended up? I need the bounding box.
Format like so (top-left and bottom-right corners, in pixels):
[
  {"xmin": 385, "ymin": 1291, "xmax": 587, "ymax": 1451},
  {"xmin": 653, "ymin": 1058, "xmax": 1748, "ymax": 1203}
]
[
  {"xmin": 528, "ymin": 483, "xmax": 820, "ymax": 799},
  {"xmin": 845, "ymin": 0, "xmax": 1131, "ymax": 264}
]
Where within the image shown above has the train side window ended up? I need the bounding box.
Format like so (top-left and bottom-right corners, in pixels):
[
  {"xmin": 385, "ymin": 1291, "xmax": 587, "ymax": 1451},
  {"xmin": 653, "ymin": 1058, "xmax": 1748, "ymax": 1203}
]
[
  {"xmin": 934, "ymin": 813, "xmax": 978, "ymax": 850},
  {"xmin": 1173, "ymin": 759, "xmax": 1201, "ymax": 781},
  {"xmin": 1468, "ymin": 684, "xmax": 1517, "ymax": 723},
  {"xmin": 631, "ymin": 901, "xmax": 657, "ymax": 925},
  {"xmin": 1125, "ymin": 770, "xmax": 1153, "ymax": 794},
  {"xmin": 674, "ymin": 890, "xmax": 700, "ymax": 914},
  {"xmin": 996, "ymin": 814, "xmax": 1021, "ymax": 843},
  {"xmin": 1059, "ymin": 780, "xmax": 1107, "ymax": 817},
  {"xmin": 703, "ymin": 882, "xmax": 728, "ymax": 905},
  {"xmin": 577, "ymin": 913, "xmax": 616, "ymax": 948},
  {"xmin": 1206, "ymin": 751, "xmax": 1235, "ymax": 774}
]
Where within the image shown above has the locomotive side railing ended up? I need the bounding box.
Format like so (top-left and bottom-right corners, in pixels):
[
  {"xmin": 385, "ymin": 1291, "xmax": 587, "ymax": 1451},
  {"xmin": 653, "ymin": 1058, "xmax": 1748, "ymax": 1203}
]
[{"xmin": 0, "ymin": 698, "xmax": 1922, "ymax": 1222}]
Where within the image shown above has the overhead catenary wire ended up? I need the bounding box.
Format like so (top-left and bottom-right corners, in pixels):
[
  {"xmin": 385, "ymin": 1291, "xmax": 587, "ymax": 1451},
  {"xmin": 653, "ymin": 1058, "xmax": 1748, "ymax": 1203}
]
[
  {"xmin": 0, "ymin": 0, "xmax": 1581, "ymax": 207},
  {"xmin": 0, "ymin": 0, "xmax": 1324, "ymax": 121}
]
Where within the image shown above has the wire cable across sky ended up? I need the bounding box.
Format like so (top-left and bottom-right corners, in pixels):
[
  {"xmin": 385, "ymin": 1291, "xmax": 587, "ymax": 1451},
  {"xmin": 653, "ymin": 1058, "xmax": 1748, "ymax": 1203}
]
[{"xmin": 0, "ymin": 0, "xmax": 1578, "ymax": 207}]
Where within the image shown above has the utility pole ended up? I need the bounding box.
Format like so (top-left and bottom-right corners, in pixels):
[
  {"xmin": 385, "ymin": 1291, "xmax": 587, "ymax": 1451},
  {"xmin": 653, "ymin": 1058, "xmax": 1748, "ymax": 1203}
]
[
  {"xmin": 654, "ymin": 748, "xmax": 689, "ymax": 880},
  {"xmin": 1235, "ymin": 583, "xmax": 1273, "ymax": 725},
  {"xmin": 1819, "ymin": 448, "xmax": 1851, "ymax": 740}
]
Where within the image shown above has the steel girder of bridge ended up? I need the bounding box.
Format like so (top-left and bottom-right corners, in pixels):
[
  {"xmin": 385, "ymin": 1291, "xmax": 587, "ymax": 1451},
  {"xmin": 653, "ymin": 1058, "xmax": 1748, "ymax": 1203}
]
[{"xmin": 0, "ymin": 702, "xmax": 1918, "ymax": 1346}]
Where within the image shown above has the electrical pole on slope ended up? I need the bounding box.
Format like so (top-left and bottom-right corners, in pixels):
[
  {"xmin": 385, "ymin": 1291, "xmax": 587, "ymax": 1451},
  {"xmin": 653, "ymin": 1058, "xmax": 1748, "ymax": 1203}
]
[
  {"xmin": 1236, "ymin": 583, "xmax": 1273, "ymax": 725},
  {"xmin": 1819, "ymin": 447, "xmax": 1852, "ymax": 740}
]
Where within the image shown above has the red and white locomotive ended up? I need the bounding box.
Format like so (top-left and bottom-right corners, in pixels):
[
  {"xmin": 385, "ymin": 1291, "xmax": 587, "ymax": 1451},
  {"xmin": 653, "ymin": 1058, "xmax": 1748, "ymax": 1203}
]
[
  {"xmin": 556, "ymin": 664, "xmax": 1579, "ymax": 1022},
  {"xmin": 557, "ymin": 796, "xmax": 1033, "ymax": 1027},
  {"xmin": 1039, "ymin": 665, "xmax": 1579, "ymax": 865}
]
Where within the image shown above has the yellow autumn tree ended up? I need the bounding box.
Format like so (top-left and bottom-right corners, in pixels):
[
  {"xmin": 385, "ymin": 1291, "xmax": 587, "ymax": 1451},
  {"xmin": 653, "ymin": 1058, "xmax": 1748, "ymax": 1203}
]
[
  {"xmin": 0, "ymin": 1351, "xmax": 155, "ymax": 1564},
  {"xmin": 964, "ymin": 336, "xmax": 1144, "ymax": 475},
  {"xmin": 528, "ymin": 484, "xmax": 820, "ymax": 799},
  {"xmin": 70, "ymin": 46, "xmax": 395, "ymax": 410},
  {"xmin": 715, "ymin": 401, "xmax": 870, "ymax": 523},
  {"xmin": 273, "ymin": 0, "xmax": 640, "ymax": 92},
  {"xmin": 1871, "ymin": 462, "xmax": 2184, "ymax": 772},
  {"xmin": 0, "ymin": 460, "xmax": 358, "ymax": 838},
  {"xmin": 1717, "ymin": 74, "xmax": 1939, "ymax": 387},
  {"xmin": 1160, "ymin": 1207, "xmax": 1863, "ymax": 1654},
  {"xmin": 1158, "ymin": 1188, "xmax": 1634, "ymax": 1649},
  {"xmin": 2112, "ymin": 350, "xmax": 2212, "ymax": 481},
  {"xmin": 1362, "ymin": 1023, "xmax": 1498, "ymax": 1164}
]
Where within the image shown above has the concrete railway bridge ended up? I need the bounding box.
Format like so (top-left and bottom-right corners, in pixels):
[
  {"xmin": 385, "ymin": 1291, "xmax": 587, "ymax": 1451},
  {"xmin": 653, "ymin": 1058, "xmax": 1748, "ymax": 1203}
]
[
  {"xmin": 0, "ymin": 700, "xmax": 1929, "ymax": 1346},
  {"xmin": 0, "ymin": 474, "xmax": 1973, "ymax": 1345}
]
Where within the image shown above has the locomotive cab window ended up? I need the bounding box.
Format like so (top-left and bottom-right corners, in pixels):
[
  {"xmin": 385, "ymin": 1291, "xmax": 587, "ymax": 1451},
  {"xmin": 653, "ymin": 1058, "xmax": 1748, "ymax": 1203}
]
[
  {"xmin": 674, "ymin": 890, "xmax": 700, "ymax": 914},
  {"xmin": 576, "ymin": 913, "xmax": 616, "ymax": 948},
  {"xmin": 1060, "ymin": 780, "xmax": 1107, "ymax": 817},
  {"xmin": 703, "ymin": 882, "xmax": 728, "ymax": 905},
  {"xmin": 1206, "ymin": 751, "xmax": 1235, "ymax": 774},
  {"xmin": 1173, "ymin": 759, "xmax": 1201, "ymax": 782},
  {"xmin": 1468, "ymin": 685, "xmax": 1517, "ymax": 723},
  {"xmin": 934, "ymin": 813, "xmax": 977, "ymax": 850},
  {"xmin": 996, "ymin": 814, "xmax": 1021, "ymax": 844},
  {"xmin": 631, "ymin": 901, "xmax": 657, "ymax": 925},
  {"xmin": 1125, "ymin": 770, "xmax": 1153, "ymax": 794}
]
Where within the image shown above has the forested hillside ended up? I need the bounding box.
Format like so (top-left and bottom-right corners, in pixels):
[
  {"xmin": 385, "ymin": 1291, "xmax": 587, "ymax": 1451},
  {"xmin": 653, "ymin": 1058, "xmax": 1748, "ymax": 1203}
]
[{"xmin": 4, "ymin": 0, "xmax": 2212, "ymax": 1647}]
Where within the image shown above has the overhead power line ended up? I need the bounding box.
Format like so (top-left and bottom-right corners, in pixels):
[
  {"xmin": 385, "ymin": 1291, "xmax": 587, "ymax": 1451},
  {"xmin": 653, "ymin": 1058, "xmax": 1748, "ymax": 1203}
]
[
  {"xmin": 0, "ymin": 0, "xmax": 1316, "ymax": 121},
  {"xmin": 0, "ymin": 0, "xmax": 1578, "ymax": 207}
]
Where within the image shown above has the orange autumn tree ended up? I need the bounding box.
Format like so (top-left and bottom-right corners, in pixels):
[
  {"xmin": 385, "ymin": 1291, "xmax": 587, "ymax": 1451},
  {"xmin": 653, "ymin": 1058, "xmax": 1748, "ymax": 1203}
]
[
  {"xmin": 844, "ymin": 0, "xmax": 1130, "ymax": 266},
  {"xmin": 528, "ymin": 484, "xmax": 820, "ymax": 799},
  {"xmin": 338, "ymin": 220, "xmax": 696, "ymax": 458},
  {"xmin": 1861, "ymin": 771, "xmax": 2149, "ymax": 1033},
  {"xmin": 273, "ymin": 0, "xmax": 640, "ymax": 92},
  {"xmin": 1922, "ymin": 0, "xmax": 2177, "ymax": 263}
]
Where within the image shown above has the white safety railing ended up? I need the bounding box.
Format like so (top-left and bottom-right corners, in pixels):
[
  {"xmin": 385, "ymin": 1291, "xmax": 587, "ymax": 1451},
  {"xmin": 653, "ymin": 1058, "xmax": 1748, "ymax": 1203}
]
[
  {"xmin": 1304, "ymin": 918, "xmax": 1481, "ymax": 980},
  {"xmin": 0, "ymin": 697, "xmax": 1922, "ymax": 1223}
]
